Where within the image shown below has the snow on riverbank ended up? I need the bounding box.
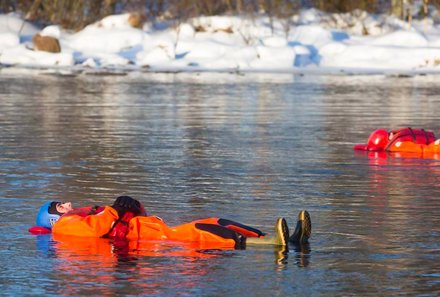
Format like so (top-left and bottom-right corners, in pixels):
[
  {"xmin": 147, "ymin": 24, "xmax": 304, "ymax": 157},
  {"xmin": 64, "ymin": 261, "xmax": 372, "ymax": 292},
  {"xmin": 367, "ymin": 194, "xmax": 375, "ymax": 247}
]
[{"xmin": 2, "ymin": 8, "xmax": 440, "ymax": 75}]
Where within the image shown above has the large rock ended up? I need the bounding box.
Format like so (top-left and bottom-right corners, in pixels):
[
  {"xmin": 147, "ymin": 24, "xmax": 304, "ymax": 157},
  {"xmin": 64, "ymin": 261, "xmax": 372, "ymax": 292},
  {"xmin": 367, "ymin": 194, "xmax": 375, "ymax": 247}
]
[
  {"xmin": 97, "ymin": 13, "xmax": 143, "ymax": 29},
  {"xmin": 32, "ymin": 33, "xmax": 61, "ymax": 53},
  {"xmin": 128, "ymin": 13, "xmax": 143, "ymax": 29}
]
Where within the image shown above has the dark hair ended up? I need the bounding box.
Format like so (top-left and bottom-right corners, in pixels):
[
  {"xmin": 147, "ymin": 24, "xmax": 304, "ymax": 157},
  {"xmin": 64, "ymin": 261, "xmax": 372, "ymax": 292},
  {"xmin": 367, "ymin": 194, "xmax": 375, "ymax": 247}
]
[{"xmin": 48, "ymin": 201, "xmax": 63, "ymax": 215}]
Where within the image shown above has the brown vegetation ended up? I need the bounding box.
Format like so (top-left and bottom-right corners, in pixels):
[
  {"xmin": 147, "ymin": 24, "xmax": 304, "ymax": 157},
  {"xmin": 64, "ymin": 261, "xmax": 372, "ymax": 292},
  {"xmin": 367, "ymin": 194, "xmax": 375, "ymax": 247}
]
[{"xmin": 1, "ymin": 0, "xmax": 440, "ymax": 31}]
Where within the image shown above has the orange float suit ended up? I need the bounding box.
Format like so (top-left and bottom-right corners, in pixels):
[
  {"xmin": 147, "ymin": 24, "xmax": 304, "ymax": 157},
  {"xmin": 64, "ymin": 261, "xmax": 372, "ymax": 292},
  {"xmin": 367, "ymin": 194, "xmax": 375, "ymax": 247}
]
[
  {"xmin": 52, "ymin": 205, "xmax": 264, "ymax": 249},
  {"xmin": 354, "ymin": 127, "xmax": 440, "ymax": 154}
]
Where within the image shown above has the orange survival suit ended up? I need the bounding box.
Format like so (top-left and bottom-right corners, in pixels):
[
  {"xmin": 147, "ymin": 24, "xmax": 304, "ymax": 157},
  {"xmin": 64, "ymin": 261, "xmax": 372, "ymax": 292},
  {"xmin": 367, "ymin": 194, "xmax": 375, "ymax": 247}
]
[
  {"xmin": 354, "ymin": 127, "xmax": 440, "ymax": 153},
  {"xmin": 52, "ymin": 205, "xmax": 264, "ymax": 249}
]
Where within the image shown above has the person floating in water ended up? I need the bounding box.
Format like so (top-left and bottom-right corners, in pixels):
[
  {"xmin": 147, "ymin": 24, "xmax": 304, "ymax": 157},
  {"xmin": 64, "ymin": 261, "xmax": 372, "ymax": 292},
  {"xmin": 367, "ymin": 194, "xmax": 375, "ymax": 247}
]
[
  {"xmin": 31, "ymin": 196, "xmax": 312, "ymax": 249},
  {"xmin": 354, "ymin": 127, "xmax": 440, "ymax": 153}
]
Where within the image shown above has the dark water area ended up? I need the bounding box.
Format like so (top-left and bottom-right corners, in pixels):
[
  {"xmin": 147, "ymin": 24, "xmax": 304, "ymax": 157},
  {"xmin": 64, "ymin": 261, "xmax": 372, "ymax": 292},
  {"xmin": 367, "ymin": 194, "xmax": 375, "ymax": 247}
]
[{"xmin": 0, "ymin": 70, "xmax": 439, "ymax": 296}]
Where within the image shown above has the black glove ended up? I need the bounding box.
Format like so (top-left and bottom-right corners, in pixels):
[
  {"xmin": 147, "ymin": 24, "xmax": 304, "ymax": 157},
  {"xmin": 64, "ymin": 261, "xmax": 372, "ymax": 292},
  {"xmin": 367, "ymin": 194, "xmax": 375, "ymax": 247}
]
[{"xmin": 112, "ymin": 196, "xmax": 142, "ymax": 217}]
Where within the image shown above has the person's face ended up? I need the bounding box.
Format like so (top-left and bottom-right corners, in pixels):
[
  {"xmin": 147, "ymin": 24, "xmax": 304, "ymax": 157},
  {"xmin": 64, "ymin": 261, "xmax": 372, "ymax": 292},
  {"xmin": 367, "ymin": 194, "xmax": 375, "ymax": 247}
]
[{"xmin": 56, "ymin": 202, "xmax": 73, "ymax": 214}]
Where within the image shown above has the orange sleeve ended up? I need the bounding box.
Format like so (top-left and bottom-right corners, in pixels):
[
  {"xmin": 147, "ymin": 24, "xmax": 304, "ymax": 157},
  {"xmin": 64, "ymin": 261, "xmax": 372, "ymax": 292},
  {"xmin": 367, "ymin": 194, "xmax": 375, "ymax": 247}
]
[
  {"xmin": 126, "ymin": 216, "xmax": 170, "ymax": 241},
  {"xmin": 52, "ymin": 206, "xmax": 118, "ymax": 237}
]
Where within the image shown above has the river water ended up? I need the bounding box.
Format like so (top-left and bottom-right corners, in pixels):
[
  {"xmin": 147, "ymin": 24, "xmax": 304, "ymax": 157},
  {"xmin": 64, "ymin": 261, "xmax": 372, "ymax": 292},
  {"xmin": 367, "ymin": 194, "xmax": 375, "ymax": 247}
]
[{"xmin": 0, "ymin": 70, "xmax": 439, "ymax": 296}]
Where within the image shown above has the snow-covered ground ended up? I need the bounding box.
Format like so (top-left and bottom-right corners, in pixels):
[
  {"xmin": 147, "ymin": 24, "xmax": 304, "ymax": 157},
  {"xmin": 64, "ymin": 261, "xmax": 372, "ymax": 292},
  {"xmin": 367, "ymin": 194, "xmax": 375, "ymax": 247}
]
[{"xmin": 2, "ymin": 7, "xmax": 440, "ymax": 75}]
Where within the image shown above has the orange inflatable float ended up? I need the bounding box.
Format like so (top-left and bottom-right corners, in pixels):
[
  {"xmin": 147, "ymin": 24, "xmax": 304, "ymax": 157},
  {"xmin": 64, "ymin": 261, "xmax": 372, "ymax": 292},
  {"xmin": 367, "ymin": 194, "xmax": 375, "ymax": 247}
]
[{"xmin": 354, "ymin": 127, "xmax": 440, "ymax": 154}]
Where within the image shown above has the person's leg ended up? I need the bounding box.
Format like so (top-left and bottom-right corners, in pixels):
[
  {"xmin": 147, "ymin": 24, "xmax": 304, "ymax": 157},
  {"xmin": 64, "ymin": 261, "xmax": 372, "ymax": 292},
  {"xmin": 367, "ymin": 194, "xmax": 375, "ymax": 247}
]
[
  {"xmin": 168, "ymin": 218, "xmax": 289, "ymax": 248},
  {"xmin": 192, "ymin": 218, "xmax": 265, "ymax": 237},
  {"xmin": 193, "ymin": 223, "xmax": 245, "ymax": 249},
  {"xmin": 217, "ymin": 218, "xmax": 265, "ymax": 237},
  {"xmin": 129, "ymin": 216, "xmax": 245, "ymax": 248},
  {"xmin": 246, "ymin": 218, "xmax": 289, "ymax": 246},
  {"xmin": 289, "ymin": 210, "xmax": 311, "ymax": 244},
  {"xmin": 168, "ymin": 221, "xmax": 245, "ymax": 248}
]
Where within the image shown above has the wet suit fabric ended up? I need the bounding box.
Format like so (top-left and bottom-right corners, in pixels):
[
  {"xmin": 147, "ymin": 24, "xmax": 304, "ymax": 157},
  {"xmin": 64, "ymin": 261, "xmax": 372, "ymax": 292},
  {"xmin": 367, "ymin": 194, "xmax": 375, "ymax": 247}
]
[
  {"xmin": 52, "ymin": 206, "xmax": 264, "ymax": 248},
  {"xmin": 386, "ymin": 128, "xmax": 436, "ymax": 152}
]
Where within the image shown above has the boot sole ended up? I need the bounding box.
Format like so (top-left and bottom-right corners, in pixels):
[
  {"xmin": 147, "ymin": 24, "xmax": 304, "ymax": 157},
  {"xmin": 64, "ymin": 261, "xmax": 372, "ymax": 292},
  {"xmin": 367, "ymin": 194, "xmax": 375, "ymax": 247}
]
[
  {"xmin": 289, "ymin": 210, "xmax": 312, "ymax": 244},
  {"xmin": 276, "ymin": 217, "xmax": 289, "ymax": 246}
]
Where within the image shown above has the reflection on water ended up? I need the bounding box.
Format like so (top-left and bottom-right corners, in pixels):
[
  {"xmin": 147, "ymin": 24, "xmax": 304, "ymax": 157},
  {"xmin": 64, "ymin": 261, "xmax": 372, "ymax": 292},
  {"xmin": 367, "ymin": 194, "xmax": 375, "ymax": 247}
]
[{"xmin": 0, "ymin": 70, "xmax": 439, "ymax": 296}]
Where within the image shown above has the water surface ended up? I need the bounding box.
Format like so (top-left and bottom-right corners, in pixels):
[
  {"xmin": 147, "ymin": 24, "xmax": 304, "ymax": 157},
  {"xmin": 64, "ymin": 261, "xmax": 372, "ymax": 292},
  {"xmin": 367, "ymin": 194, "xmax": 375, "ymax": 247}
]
[{"xmin": 0, "ymin": 70, "xmax": 439, "ymax": 296}]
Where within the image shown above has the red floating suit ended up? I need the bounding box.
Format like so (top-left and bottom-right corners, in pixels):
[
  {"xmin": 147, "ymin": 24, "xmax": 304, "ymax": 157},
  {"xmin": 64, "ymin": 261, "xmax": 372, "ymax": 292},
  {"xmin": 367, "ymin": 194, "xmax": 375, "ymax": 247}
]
[{"xmin": 354, "ymin": 127, "xmax": 437, "ymax": 153}]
